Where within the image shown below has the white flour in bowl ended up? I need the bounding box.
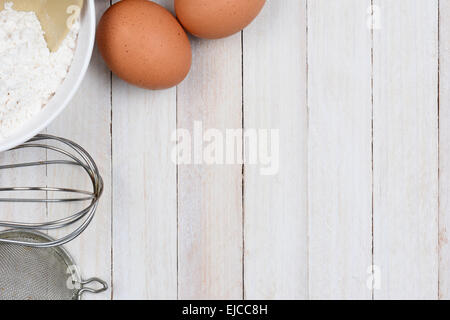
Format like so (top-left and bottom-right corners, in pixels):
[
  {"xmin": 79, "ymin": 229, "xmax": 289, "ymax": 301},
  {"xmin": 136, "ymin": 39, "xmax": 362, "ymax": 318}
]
[{"xmin": 0, "ymin": 2, "xmax": 79, "ymax": 138}]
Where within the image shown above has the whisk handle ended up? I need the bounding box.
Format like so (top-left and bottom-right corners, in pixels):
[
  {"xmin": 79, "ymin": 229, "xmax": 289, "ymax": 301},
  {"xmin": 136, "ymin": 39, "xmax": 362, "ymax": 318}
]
[{"xmin": 77, "ymin": 278, "xmax": 109, "ymax": 299}]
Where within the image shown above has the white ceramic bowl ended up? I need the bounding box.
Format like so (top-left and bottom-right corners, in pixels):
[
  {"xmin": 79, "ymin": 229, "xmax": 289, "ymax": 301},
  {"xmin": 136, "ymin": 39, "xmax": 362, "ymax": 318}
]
[{"xmin": 0, "ymin": 0, "xmax": 96, "ymax": 152}]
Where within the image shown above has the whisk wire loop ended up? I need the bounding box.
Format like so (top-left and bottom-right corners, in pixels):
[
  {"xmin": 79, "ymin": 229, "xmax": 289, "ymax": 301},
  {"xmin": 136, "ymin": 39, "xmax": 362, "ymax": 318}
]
[{"xmin": 0, "ymin": 134, "xmax": 103, "ymax": 247}]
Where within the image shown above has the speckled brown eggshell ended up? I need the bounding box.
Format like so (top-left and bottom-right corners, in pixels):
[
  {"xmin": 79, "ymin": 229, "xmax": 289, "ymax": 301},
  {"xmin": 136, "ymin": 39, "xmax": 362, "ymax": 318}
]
[
  {"xmin": 175, "ymin": 0, "xmax": 266, "ymax": 39},
  {"xmin": 96, "ymin": 0, "xmax": 192, "ymax": 90}
]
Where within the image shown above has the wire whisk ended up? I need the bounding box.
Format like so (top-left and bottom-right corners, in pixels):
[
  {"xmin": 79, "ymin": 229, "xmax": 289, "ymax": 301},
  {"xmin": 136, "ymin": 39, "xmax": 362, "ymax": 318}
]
[{"xmin": 0, "ymin": 134, "xmax": 103, "ymax": 247}]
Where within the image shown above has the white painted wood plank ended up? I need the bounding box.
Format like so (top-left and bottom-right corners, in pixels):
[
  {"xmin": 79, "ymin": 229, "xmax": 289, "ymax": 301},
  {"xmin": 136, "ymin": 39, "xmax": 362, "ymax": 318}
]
[
  {"xmin": 243, "ymin": 0, "xmax": 308, "ymax": 299},
  {"xmin": 111, "ymin": 0, "xmax": 178, "ymax": 300},
  {"xmin": 373, "ymin": 0, "xmax": 439, "ymax": 299},
  {"xmin": 439, "ymin": 0, "xmax": 450, "ymax": 300},
  {"xmin": 177, "ymin": 37, "xmax": 243, "ymax": 298},
  {"xmin": 46, "ymin": 0, "xmax": 112, "ymax": 300},
  {"xmin": 112, "ymin": 86, "xmax": 177, "ymax": 300},
  {"xmin": 308, "ymin": 0, "xmax": 373, "ymax": 300}
]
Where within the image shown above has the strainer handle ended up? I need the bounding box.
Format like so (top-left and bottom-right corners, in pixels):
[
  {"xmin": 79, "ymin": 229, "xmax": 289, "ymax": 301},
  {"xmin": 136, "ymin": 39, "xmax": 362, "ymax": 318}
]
[{"xmin": 78, "ymin": 278, "xmax": 108, "ymax": 297}]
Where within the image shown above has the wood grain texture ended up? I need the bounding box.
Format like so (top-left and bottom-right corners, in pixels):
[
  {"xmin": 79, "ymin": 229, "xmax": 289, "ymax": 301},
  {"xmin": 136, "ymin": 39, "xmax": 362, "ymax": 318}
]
[
  {"xmin": 177, "ymin": 36, "xmax": 243, "ymax": 299},
  {"xmin": 111, "ymin": 0, "xmax": 178, "ymax": 300},
  {"xmin": 2, "ymin": 0, "xmax": 448, "ymax": 301},
  {"xmin": 45, "ymin": 0, "xmax": 112, "ymax": 300},
  {"xmin": 373, "ymin": 0, "xmax": 439, "ymax": 299},
  {"xmin": 243, "ymin": 0, "xmax": 308, "ymax": 299},
  {"xmin": 439, "ymin": 0, "xmax": 450, "ymax": 300},
  {"xmin": 308, "ymin": 0, "xmax": 373, "ymax": 300}
]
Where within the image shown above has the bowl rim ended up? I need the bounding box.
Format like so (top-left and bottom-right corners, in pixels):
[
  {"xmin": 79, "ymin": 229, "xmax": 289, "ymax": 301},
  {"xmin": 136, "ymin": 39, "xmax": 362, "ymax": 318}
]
[{"xmin": 0, "ymin": 0, "xmax": 96, "ymax": 153}]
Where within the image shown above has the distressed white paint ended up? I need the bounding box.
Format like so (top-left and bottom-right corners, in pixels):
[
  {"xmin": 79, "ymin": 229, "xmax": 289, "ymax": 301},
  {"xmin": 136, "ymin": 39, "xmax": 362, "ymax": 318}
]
[
  {"xmin": 308, "ymin": 0, "xmax": 373, "ymax": 300},
  {"xmin": 1, "ymin": 0, "xmax": 447, "ymax": 300},
  {"xmin": 112, "ymin": 84, "xmax": 177, "ymax": 300},
  {"xmin": 177, "ymin": 34, "xmax": 243, "ymax": 299},
  {"xmin": 243, "ymin": 0, "xmax": 308, "ymax": 299},
  {"xmin": 439, "ymin": 0, "xmax": 450, "ymax": 300},
  {"xmin": 373, "ymin": 0, "xmax": 439, "ymax": 299}
]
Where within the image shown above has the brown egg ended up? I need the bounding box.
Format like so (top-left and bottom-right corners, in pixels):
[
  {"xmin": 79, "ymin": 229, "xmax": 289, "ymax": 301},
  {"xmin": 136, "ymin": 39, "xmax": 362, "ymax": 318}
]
[
  {"xmin": 97, "ymin": 0, "xmax": 192, "ymax": 90},
  {"xmin": 175, "ymin": 0, "xmax": 266, "ymax": 39}
]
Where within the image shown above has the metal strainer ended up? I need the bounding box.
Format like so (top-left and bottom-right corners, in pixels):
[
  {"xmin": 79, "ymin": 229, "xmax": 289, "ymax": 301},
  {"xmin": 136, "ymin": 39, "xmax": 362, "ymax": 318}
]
[{"xmin": 0, "ymin": 230, "xmax": 108, "ymax": 300}]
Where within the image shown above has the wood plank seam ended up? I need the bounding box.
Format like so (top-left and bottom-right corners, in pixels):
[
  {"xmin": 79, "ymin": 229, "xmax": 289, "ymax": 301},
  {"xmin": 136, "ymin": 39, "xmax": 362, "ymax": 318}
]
[
  {"xmin": 241, "ymin": 30, "xmax": 245, "ymax": 300},
  {"xmin": 370, "ymin": 0, "xmax": 375, "ymax": 301},
  {"xmin": 438, "ymin": 0, "xmax": 441, "ymax": 300},
  {"xmin": 109, "ymin": 0, "xmax": 113, "ymax": 301},
  {"xmin": 306, "ymin": 0, "xmax": 310, "ymax": 300}
]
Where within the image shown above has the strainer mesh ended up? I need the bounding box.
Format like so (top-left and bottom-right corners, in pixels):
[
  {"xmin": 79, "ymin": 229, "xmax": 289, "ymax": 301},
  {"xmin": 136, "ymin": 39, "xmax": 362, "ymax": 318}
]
[{"xmin": 0, "ymin": 233, "xmax": 78, "ymax": 300}]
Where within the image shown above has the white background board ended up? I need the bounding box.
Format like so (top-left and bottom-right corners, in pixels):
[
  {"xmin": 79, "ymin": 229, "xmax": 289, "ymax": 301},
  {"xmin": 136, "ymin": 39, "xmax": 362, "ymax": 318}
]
[{"xmin": 0, "ymin": 0, "xmax": 448, "ymax": 300}]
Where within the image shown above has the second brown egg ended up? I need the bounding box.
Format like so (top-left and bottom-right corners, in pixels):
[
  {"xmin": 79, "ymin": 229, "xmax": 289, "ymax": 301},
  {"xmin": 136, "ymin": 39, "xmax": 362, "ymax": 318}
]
[{"xmin": 175, "ymin": 0, "xmax": 266, "ymax": 39}]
